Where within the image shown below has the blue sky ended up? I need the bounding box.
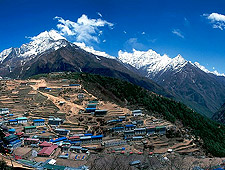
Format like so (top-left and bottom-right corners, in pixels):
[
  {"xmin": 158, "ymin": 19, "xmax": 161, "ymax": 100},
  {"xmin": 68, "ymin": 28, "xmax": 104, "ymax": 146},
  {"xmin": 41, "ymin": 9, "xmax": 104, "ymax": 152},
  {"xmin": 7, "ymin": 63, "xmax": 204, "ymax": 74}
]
[{"xmin": 1, "ymin": 0, "xmax": 225, "ymax": 73}]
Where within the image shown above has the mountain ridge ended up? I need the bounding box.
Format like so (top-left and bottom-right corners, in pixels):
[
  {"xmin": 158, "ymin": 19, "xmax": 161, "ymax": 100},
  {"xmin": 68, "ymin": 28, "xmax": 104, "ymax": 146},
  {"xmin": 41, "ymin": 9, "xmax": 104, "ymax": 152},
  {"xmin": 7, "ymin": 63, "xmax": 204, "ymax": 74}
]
[{"xmin": 118, "ymin": 49, "xmax": 225, "ymax": 117}]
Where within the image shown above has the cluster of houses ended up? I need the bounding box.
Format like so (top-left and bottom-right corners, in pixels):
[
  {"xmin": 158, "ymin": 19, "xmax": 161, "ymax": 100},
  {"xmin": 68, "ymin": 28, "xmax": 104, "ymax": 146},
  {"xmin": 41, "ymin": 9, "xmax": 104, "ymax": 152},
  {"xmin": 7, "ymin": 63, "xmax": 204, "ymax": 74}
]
[
  {"xmin": 0, "ymin": 97, "xmax": 169, "ymax": 170},
  {"xmin": 107, "ymin": 110, "xmax": 166, "ymax": 141},
  {"xmin": 85, "ymin": 101, "xmax": 108, "ymax": 116}
]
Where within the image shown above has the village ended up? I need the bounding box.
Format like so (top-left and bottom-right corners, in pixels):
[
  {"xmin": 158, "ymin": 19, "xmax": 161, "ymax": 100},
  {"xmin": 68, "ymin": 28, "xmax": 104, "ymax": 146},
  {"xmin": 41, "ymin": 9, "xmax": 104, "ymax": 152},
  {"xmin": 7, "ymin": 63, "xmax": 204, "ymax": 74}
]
[{"xmin": 0, "ymin": 76, "xmax": 217, "ymax": 170}]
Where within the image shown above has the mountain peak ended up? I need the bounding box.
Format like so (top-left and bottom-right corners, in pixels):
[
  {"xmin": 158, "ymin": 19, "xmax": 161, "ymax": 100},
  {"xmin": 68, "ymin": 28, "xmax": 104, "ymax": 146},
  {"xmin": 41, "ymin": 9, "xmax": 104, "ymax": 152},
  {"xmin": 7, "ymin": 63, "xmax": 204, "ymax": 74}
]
[
  {"xmin": 0, "ymin": 30, "xmax": 69, "ymax": 64},
  {"xmin": 174, "ymin": 54, "xmax": 186, "ymax": 63},
  {"xmin": 30, "ymin": 30, "xmax": 66, "ymax": 42}
]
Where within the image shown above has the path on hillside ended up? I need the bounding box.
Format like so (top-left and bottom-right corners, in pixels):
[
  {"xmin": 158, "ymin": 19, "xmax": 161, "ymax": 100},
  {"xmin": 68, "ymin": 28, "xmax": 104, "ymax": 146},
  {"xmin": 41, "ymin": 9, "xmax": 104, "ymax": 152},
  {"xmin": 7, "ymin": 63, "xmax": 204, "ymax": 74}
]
[{"xmin": 29, "ymin": 79, "xmax": 84, "ymax": 124}]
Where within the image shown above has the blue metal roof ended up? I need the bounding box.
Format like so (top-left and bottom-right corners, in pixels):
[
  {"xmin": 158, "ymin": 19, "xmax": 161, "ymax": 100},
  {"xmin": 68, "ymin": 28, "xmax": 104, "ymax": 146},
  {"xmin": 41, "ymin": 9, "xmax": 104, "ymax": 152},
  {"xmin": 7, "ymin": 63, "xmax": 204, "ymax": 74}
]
[
  {"xmin": 85, "ymin": 108, "xmax": 96, "ymax": 110},
  {"xmin": 50, "ymin": 137, "xmax": 67, "ymax": 143},
  {"xmin": 84, "ymin": 133, "xmax": 92, "ymax": 136},
  {"xmin": 112, "ymin": 127, "xmax": 124, "ymax": 130},
  {"xmin": 91, "ymin": 135, "xmax": 103, "ymax": 139},
  {"xmin": 33, "ymin": 119, "xmax": 45, "ymax": 122},
  {"xmin": 45, "ymin": 88, "xmax": 51, "ymax": 90},
  {"xmin": 10, "ymin": 139, "xmax": 21, "ymax": 145},
  {"xmin": 9, "ymin": 119, "xmax": 17, "ymax": 122},
  {"xmin": 125, "ymin": 124, "xmax": 135, "ymax": 127},
  {"xmin": 69, "ymin": 84, "xmax": 80, "ymax": 86},
  {"xmin": 9, "ymin": 129, "xmax": 16, "ymax": 132}
]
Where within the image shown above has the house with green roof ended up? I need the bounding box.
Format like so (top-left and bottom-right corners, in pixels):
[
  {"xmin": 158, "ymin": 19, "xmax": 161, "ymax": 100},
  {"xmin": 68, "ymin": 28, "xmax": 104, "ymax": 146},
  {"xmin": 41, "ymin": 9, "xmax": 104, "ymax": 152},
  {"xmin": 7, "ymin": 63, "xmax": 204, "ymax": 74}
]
[
  {"xmin": 24, "ymin": 126, "xmax": 36, "ymax": 133},
  {"xmin": 16, "ymin": 117, "xmax": 28, "ymax": 124}
]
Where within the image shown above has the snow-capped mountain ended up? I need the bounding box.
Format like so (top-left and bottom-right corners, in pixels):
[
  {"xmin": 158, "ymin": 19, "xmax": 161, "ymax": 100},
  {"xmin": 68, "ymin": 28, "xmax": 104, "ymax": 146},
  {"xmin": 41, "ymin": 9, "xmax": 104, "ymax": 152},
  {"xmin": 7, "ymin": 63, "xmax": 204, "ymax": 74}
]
[
  {"xmin": 0, "ymin": 30, "xmax": 170, "ymax": 98},
  {"xmin": 119, "ymin": 49, "xmax": 225, "ymax": 117},
  {"xmin": 0, "ymin": 30, "xmax": 68, "ymax": 64},
  {"xmin": 118, "ymin": 49, "xmax": 225, "ymax": 78}
]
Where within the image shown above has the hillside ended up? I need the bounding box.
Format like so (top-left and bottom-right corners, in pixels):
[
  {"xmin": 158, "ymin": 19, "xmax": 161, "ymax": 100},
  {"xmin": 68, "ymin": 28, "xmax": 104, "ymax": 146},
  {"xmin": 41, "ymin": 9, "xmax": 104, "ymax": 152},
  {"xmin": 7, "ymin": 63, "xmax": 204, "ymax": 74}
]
[
  {"xmin": 212, "ymin": 103, "xmax": 225, "ymax": 124},
  {"xmin": 32, "ymin": 72, "xmax": 225, "ymax": 157}
]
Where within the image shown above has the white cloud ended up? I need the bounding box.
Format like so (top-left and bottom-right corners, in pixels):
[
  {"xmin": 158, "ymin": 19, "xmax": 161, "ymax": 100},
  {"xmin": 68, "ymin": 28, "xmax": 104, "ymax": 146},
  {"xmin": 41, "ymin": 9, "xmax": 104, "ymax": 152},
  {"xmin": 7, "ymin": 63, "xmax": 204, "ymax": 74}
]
[
  {"xmin": 123, "ymin": 31, "xmax": 127, "ymax": 34},
  {"xmin": 54, "ymin": 14, "xmax": 113, "ymax": 44},
  {"xmin": 97, "ymin": 12, "xmax": 102, "ymax": 17},
  {"xmin": 142, "ymin": 32, "xmax": 146, "ymax": 35},
  {"xmin": 125, "ymin": 38, "xmax": 146, "ymax": 50},
  {"xmin": 203, "ymin": 13, "xmax": 225, "ymax": 30},
  {"xmin": 172, "ymin": 29, "xmax": 184, "ymax": 39}
]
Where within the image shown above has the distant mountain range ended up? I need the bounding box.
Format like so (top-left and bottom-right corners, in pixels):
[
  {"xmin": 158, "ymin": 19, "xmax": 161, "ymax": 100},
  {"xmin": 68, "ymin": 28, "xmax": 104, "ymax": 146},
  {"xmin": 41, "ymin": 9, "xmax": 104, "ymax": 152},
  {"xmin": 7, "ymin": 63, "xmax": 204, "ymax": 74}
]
[
  {"xmin": 1, "ymin": 30, "xmax": 225, "ymax": 117},
  {"xmin": 118, "ymin": 49, "xmax": 225, "ymax": 117}
]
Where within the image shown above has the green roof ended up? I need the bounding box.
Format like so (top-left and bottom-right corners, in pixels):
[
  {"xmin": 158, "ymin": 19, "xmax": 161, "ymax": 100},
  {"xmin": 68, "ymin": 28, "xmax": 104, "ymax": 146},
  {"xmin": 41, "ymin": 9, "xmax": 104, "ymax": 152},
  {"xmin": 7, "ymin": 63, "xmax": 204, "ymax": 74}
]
[
  {"xmin": 156, "ymin": 126, "xmax": 166, "ymax": 129},
  {"xmin": 18, "ymin": 159, "xmax": 37, "ymax": 165},
  {"xmin": 43, "ymin": 164, "xmax": 66, "ymax": 170},
  {"xmin": 89, "ymin": 101, "xmax": 99, "ymax": 103},
  {"xmin": 17, "ymin": 117, "xmax": 27, "ymax": 120},
  {"xmin": 24, "ymin": 126, "xmax": 36, "ymax": 129},
  {"xmin": 4, "ymin": 134, "xmax": 17, "ymax": 141}
]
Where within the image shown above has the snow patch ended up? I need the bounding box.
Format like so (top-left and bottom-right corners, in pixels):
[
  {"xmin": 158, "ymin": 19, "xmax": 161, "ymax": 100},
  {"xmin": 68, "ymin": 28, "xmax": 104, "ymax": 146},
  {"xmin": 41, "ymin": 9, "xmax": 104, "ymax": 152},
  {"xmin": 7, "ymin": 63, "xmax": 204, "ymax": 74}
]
[
  {"xmin": 193, "ymin": 62, "xmax": 225, "ymax": 77},
  {"xmin": 74, "ymin": 42, "xmax": 115, "ymax": 59}
]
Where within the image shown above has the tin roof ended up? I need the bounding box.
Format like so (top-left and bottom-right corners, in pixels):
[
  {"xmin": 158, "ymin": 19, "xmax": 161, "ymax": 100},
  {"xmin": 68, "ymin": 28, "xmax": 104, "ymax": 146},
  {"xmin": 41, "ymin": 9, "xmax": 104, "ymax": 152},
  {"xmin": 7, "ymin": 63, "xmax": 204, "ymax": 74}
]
[
  {"xmin": 39, "ymin": 141, "xmax": 52, "ymax": 147},
  {"xmin": 38, "ymin": 145, "xmax": 58, "ymax": 156},
  {"xmin": 33, "ymin": 119, "xmax": 45, "ymax": 122},
  {"xmin": 8, "ymin": 119, "xmax": 17, "ymax": 122},
  {"xmin": 24, "ymin": 126, "xmax": 36, "ymax": 129},
  {"xmin": 16, "ymin": 117, "xmax": 27, "ymax": 120},
  {"xmin": 80, "ymin": 136, "xmax": 91, "ymax": 140},
  {"xmin": 91, "ymin": 135, "xmax": 103, "ymax": 139}
]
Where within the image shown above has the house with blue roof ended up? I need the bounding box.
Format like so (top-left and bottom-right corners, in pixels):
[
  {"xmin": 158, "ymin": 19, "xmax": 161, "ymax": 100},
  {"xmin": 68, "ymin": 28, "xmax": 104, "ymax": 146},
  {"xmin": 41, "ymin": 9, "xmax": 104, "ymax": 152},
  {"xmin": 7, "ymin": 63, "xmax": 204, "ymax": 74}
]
[
  {"xmin": 33, "ymin": 119, "xmax": 45, "ymax": 126},
  {"xmin": 8, "ymin": 139, "xmax": 22, "ymax": 149},
  {"xmin": 125, "ymin": 124, "xmax": 135, "ymax": 131},
  {"xmin": 91, "ymin": 135, "xmax": 103, "ymax": 143},
  {"xmin": 85, "ymin": 108, "xmax": 96, "ymax": 113},
  {"xmin": 111, "ymin": 127, "xmax": 124, "ymax": 133},
  {"xmin": 8, "ymin": 119, "xmax": 17, "ymax": 125}
]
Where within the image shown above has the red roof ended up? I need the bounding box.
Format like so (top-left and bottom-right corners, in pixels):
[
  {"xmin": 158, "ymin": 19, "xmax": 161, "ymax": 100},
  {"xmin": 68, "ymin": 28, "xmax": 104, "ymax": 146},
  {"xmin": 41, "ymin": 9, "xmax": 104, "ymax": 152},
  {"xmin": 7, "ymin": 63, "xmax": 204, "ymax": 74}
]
[
  {"xmin": 4, "ymin": 133, "xmax": 10, "ymax": 137},
  {"xmin": 39, "ymin": 141, "xmax": 52, "ymax": 147},
  {"xmin": 38, "ymin": 145, "xmax": 58, "ymax": 156},
  {"xmin": 16, "ymin": 132, "xmax": 24, "ymax": 136},
  {"xmin": 24, "ymin": 138, "xmax": 39, "ymax": 142},
  {"xmin": 68, "ymin": 136, "xmax": 80, "ymax": 140}
]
